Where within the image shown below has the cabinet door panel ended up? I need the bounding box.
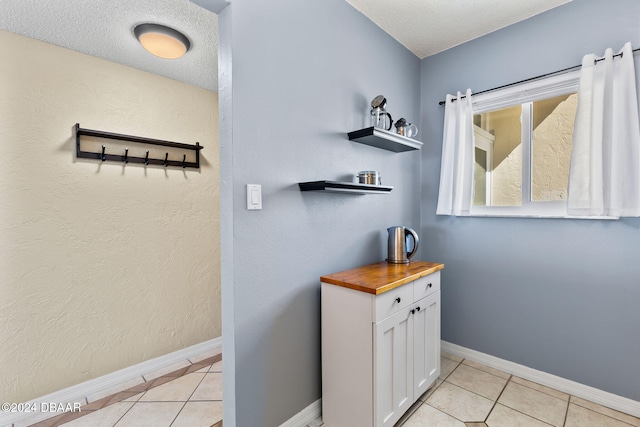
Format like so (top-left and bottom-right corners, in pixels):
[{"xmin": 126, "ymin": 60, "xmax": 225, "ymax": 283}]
[
  {"xmin": 374, "ymin": 308, "xmax": 413, "ymax": 427},
  {"xmin": 413, "ymin": 291, "xmax": 441, "ymax": 398},
  {"xmin": 413, "ymin": 300, "xmax": 427, "ymax": 396}
]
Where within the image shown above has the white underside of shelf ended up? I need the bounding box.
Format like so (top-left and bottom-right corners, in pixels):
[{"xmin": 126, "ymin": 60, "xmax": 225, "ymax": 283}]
[
  {"xmin": 298, "ymin": 180, "xmax": 393, "ymax": 194},
  {"xmin": 321, "ymin": 187, "xmax": 391, "ymax": 194},
  {"xmin": 348, "ymin": 127, "xmax": 423, "ymax": 152}
]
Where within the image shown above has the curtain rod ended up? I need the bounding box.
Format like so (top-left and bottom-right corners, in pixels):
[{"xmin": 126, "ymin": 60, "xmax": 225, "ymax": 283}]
[{"xmin": 438, "ymin": 47, "xmax": 640, "ymax": 106}]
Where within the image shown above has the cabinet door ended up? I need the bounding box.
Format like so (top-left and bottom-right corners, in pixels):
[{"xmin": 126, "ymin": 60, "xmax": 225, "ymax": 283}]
[
  {"xmin": 413, "ymin": 291, "xmax": 441, "ymax": 398},
  {"xmin": 374, "ymin": 307, "xmax": 414, "ymax": 427}
]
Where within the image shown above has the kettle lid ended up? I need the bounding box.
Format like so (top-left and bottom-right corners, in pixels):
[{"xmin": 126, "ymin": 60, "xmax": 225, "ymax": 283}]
[
  {"xmin": 394, "ymin": 117, "xmax": 408, "ymax": 128},
  {"xmin": 371, "ymin": 95, "xmax": 387, "ymax": 109}
]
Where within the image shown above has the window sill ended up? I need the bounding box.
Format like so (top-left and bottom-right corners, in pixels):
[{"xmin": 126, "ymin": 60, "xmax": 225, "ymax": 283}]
[{"xmin": 467, "ymin": 205, "xmax": 618, "ymax": 220}]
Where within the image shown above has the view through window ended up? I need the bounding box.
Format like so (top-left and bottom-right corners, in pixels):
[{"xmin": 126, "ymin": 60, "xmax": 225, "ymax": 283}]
[{"xmin": 472, "ymin": 93, "xmax": 578, "ymax": 208}]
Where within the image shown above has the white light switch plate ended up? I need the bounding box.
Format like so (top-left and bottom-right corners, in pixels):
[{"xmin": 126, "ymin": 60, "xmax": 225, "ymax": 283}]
[{"xmin": 246, "ymin": 184, "xmax": 262, "ymax": 210}]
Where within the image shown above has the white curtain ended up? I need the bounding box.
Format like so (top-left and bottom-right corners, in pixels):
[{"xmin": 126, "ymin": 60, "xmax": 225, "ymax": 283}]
[
  {"xmin": 568, "ymin": 42, "xmax": 640, "ymax": 217},
  {"xmin": 436, "ymin": 89, "xmax": 475, "ymax": 216}
]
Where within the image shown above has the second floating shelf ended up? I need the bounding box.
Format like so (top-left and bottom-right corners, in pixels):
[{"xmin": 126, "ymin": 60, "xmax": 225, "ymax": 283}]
[
  {"xmin": 299, "ymin": 180, "xmax": 393, "ymax": 194},
  {"xmin": 348, "ymin": 127, "xmax": 423, "ymax": 152}
]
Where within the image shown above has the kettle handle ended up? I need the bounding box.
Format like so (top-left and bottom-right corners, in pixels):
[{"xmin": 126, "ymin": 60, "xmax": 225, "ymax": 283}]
[
  {"xmin": 384, "ymin": 113, "xmax": 393, "ymax": 131},
  {"xmin": 405, "ymin": 227, "xmax": 419, "ymax": 260}
]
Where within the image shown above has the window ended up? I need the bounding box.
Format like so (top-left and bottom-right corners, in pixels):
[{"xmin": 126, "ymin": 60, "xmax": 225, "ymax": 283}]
[
  {"xmin": 469, "ymin": 71, "xmax": 580, "ymax": 217},
  {"xmin": 473, "ymin": 125, "xmax": 493, "ymax": 206}
]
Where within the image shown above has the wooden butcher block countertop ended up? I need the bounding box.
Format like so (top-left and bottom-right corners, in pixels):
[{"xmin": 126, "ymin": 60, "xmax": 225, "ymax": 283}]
[{"xmin": 321, "ymin": 260, "xmax": 444, "ymax": 295}]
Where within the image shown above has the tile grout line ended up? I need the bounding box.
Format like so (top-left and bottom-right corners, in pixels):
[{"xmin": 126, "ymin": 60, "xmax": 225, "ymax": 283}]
[
  {"xmin": 510, "ymin": 378, "xmax": 570, "ymax": 402},
  {"xmin": 483, "ymin": 371, "xmax": 512, "ymax": 424},
  {"xmin": 459, "ymin": 360, "xmax": 512, "ymax": 381},
  {"xmin": 450, "ymin": 358, "xmax": 638, "ymax": 427},
  {"xmin": 168, "ymin": 369, "xmax": 211, "ymax": 427},
  {"xmin": 420, "ymin": 358, "xmax": 463, "ymax": 420},
  {"xmin": 109, "ymin": 399, "xmax": 138, "ymax": 427},
  {"xmin": 502, "ymin": 380, "xmax": 571, "ymax": 426},
  {"xmin": 26, "ymin": 354, "xmax": 222, "ymax": 427},
  {"xmin": 499, "ymin": 406, "xmax": 556, "ymax": 427},
  {"xmin": 505, "ymin": 378, "xmax": 639, "ymax": 426},
  {"xmin": 398, "ymin": 358, "xmax": 456, "ymax": 427},
  {"xmin": 569, "ymin": 396, "xmax": 640, "ymax": 426},
  {"xmin": 167, "ymin": 401, "xmax": 189, "ymax": 427},
  {"xmin": 487, "ymin": 374, "xmax": 565, "ymax": 426},
  {"xmin": 422, "ymin": 400, "xmax": 469, "ymax": 426},
  {"xmin": 442, "ymin": 359, "xmax": 557, "ymax": 426},
  {"xmin": 114, "ymin": 367, "xmax": 215, "ymax": 427},
  {"xmin": 489, "ymin": 383, "xmax": 559, "ymax": 427},
  {"xmin": 567, "ymin": 402, "xmax": 640, "ymax": 427},
  {"xmin": 403, "ymin": 355, "xmax": 640, "ymax": 427},
  {"xmin": 111, "ymin": 399, "xmax": 219, "ymax": 403},
  {"xmin": 439, "ymin": 370, "xmax": 503, "ymax": 403},
  {"xmin": 425, "ymin": 358, "xmax": 488, "ymax": 426},
  {"xmin": 446, "ymin": 358, "xmax": 571, "ymax": 426},
  {"xmin": 439, "ymin": 358, "xmax": 463, "ymax": 382},
  {"xmin": 562, "ymin": 397, "xmax": 570, "ymax": 427}
]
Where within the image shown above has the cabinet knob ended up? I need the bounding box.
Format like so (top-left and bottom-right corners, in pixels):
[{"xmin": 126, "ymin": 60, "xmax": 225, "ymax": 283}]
[
  {"xmin": 416, "ymin": 306, "xmax": 421, "ymax": 312},
  {"xmin": 395, "ymin": 297, "xmax": 401, "ymax": 303},
  {"xmin": 410, "ymin": 309, "xmax": 415, "ymax": 315},
  {"xmin": 428, "ymin": 283, "xmax": 432, "ymax": 288}
]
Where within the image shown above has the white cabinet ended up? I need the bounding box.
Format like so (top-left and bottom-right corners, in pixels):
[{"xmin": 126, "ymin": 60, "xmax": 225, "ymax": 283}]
[
  {"xmin": 321, "ymin": 267, "xmax": 441, "ymax": 427},
  {"xmin": 413, "ymin": 291, "xmax": 441, "ymax": 398},
  {"xmin": 374, "ymin": 304, "xmax": 413, "ymax": 427}
]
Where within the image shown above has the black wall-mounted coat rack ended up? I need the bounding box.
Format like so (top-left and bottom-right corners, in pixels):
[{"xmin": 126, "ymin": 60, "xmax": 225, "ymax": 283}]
[{"xmin": 75, "ymin": 123, "xmax": 203, "ymax": 169}]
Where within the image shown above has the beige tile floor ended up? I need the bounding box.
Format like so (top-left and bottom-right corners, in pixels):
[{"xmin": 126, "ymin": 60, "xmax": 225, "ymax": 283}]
[
  {"xmin": 23, "ymin": 354, "xmax": 223, "ymax": 427},
  {"xmin": 22, "ymin": 350, "xmax": 639, "ymax": 427},
  {"xmin": 309, "ymin": 352, "xmax": 640, "ymax": 427}
]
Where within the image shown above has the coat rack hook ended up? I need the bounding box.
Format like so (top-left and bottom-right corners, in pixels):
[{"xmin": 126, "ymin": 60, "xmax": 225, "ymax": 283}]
[
  {"xmin": 124, "ymin": 148, "xmax": 129, "ymax": 164},
  {"xmin": 101, "ymin": 145, "xmax": 106, "ymax": 161},
  {"xmin": 182, "ymin": 154, "xmax": 186, "ymax": 168},
  {"xmin": 164, "ymin": 152, "xmax": 169, "ymax": 167},
  {"xmin": 144, "ymin": 150, "xmax": 149, "ymax": 165}
]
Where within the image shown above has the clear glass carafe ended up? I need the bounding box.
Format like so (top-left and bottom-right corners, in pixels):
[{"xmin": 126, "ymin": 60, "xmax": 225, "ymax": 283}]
[{"xmin": 370, "ymin": 107, "xmax": 393, "ymax": 130}]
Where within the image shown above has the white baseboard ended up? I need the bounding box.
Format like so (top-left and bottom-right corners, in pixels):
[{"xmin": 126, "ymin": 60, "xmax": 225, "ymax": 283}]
[
  {"xmin": 279, "ymin": 398, "xmax": 322, "ymax": 427},
  {"xmin": 441, "ymin": 340, "xmax": 640, "ymax": 418},
  {"xmin": 1, "ymin": 337, "xmax": 222, "ymax": 427}
]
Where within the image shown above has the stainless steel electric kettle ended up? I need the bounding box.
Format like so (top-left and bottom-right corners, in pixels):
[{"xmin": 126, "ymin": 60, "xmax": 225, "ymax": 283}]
[{"xmin": 386, "ymin": 226, "xmax": 419, "ymax": 264}]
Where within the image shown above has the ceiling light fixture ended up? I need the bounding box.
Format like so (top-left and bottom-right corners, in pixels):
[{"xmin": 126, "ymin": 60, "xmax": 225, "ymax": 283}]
[{"xmin": 134, "ymin": 23, "xmax": 191, "ymax": 60}]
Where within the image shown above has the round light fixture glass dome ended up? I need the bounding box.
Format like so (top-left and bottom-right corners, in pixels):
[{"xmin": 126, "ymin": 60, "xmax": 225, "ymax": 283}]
[{"xmin": 134, "ymin": 23, "xmax": 191, "ymax": 60}]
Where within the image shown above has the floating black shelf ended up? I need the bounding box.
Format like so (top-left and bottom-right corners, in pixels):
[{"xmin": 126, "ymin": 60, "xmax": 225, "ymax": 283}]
[
  {"xmin": 348, "ymin": 127, "xmax": 422, "ymax": 152},
  {"xmin": 299, "ymin": 180, "xmax": 393, "ymax": 195},
  {"xmin": 75, "ymin": 123, "xmax": 203, "ymax": 169}
]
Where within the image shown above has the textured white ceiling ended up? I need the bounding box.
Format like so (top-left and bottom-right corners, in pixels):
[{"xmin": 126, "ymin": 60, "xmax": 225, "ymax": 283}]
[
  {"xmin": 345, "ymin": 0, "xmax": 572, "ymax": 58},
  {"xmin": 0, "ymin": 1, "xmax": 572, "ymax": 92},
  {"xmin": 0, "ymin": 0, "xmax": 219, "ymax": 90}
]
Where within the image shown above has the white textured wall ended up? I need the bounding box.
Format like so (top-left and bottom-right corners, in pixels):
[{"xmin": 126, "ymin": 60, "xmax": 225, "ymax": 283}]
[
  {"xmin": 0, "ymin": 30, "xmax": 220, "ymax": 403},
  {"xmin": 486, "ymin": 106, "xmax": 522, "ymax": 206},
  {"xmin": 493, "ymin": 144, "xmax": 522, "ymax": 206},
  {"xmin": 532, "ymin": 94, "xmax": 577, "ymax": 201}
]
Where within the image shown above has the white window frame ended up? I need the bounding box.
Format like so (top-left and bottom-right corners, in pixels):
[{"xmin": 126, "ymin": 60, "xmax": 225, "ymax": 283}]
[
  {"xmin": 473, "ymin": 125, "xmax": 494, "ymax": 206},
  {"xmin": 469, "ymin": 70, "xmax": 581, "ymax": 218}
]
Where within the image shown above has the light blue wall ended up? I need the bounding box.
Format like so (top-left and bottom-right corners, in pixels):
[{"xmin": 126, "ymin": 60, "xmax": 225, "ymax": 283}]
[
  {"xmin": 220, "ymin": 1, "xmax": 421, "ymax": 425},
  {"xmin": 420, "ymin": 0, "xmax": 640, "ymax": 400}
]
